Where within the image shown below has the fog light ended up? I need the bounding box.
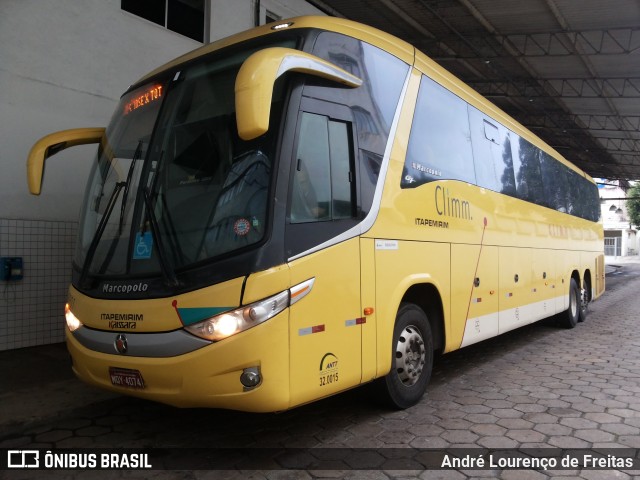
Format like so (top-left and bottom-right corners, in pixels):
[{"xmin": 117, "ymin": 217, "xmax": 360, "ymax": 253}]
[{"xmin": 240, "ymin": 367, "xmax": 261, "ymax": 389}]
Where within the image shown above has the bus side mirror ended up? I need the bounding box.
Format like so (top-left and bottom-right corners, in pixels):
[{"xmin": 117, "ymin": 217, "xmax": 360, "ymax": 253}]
[
  {"xmin": 235, "ymin": 47, "xmax": 362, "ymax": 141},
  {"xmin": 27, "ymin": 127, "xmax": 105, "ymax": 195}
]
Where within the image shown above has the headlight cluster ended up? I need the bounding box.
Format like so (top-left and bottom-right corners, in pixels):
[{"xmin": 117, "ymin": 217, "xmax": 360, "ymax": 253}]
[
  {"xmin": 185, "ymin": 290, "xmax": 289, "ymax": 341},
  {"xmin": 64, "ymin": 303, "xmax": 83, "ymax": 332},
  {"xmin": 185, "ymin": 278, "xmax": 314, "ymax": 342},
  {"xmin": 63, "ymin": 278, "xmax": 315, "ymax": 343}
]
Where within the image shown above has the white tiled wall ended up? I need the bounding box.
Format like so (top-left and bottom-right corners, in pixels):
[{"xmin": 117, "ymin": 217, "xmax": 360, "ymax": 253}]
[{"xmin": 0, "ymin": 218, "xmax": 77, "ymax": 350}]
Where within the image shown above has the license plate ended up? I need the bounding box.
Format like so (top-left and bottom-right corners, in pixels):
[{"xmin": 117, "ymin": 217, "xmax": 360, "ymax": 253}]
[{"xmin": 109, "ymin": 367, "xmax": 145, "ymax": 389}]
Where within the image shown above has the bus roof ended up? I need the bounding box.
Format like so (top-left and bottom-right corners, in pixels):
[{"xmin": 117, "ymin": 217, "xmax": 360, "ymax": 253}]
[
  {"xmin": 135, "ymin": 15, "xmax": 593, "ymax": 185},
  {"xmin": 136, "ymin": 16, "xmax": 414, "ymax": 85}
]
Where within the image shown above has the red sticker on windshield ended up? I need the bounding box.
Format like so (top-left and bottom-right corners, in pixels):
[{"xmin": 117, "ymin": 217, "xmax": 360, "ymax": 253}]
[{"xmin": 233, "ymin": 218, "xmax": 251, "ymax": 236}]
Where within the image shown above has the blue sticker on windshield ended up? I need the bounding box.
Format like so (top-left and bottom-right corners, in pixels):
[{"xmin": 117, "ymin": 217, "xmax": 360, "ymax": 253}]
[{"xmin": 133, "ymin": 232, "xmax": 153, "ymax": 260}]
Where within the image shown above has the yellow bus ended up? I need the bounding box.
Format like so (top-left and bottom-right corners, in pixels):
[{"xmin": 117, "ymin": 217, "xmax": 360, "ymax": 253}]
[{"xmin": 27, "ymin": 16, "xmax": 604, "ymax": 411}]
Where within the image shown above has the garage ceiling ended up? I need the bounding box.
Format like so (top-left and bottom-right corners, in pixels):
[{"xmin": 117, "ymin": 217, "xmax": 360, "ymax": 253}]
[{"xmin": 309, "ymin": 0, "xmax": 640, "ymax": 181}]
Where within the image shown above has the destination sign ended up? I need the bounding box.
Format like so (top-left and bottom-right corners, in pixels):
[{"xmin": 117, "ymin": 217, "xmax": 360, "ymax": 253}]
[{"xmin": 123, "ymin": 85, "xmax": 163, "ymax": 116}]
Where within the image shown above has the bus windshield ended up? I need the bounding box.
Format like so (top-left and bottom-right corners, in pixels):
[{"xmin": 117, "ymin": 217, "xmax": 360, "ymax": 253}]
[{"xmin": 75, "ymin": 43, "xmax": 288, "ymax": 282}]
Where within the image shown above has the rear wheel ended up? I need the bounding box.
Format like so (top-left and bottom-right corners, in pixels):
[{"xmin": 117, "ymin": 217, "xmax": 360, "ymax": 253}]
[
  {"xmin": 578, "ymin": 280, "xmax": 589, "ymax": 322},
  {"xmin": 382, "ymin": 303, "xmax": 433, "ymax": 409},
  {"xmin": 561, "ymin": 278, "xmax": 580, "ymax": 329}
]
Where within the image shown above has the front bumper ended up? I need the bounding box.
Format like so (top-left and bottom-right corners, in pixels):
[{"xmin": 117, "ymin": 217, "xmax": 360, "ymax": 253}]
[{"xmin": 66, "ymin": 311, "xmax": 290, "ymax": 412}]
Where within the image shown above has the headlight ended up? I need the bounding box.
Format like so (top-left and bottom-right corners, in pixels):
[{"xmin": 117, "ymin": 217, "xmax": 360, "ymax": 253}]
[
  {"xmin": 64, "ymin": 303, "xmax": 83, "ymax": 332},
  {"xmin": 184, "ymin": 278, "xmax": 314, "ymax": 342},
  {"xmin": 185, "ymin": 290, "xmax": 290, "ymax": 341}
]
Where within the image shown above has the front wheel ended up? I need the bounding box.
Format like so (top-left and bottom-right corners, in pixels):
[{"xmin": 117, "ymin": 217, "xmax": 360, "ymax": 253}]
[{"xmin": 381, "ymin": 303, "xmax": 433, "ymax": 409}]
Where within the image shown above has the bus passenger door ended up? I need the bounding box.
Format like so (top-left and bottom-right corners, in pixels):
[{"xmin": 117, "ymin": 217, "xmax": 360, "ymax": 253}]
[{"xmin": 285, "ymin": 98, "xmax": 363, "ymax": 407}]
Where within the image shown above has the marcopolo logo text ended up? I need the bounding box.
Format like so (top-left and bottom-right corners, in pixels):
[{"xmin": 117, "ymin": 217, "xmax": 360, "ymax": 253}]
[{"xmin": 102, "ymin": 282, "xmax": 149, "ymax": 294}]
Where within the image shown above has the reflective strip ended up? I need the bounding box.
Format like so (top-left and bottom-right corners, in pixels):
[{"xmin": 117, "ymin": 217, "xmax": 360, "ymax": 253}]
[
  {"xmin": 298, "ymin": 324, "xmax": 325, "ymax": 336},
  {"xmin": 345, "ymin": 318, "xmax": 366, "ymax": 327}
]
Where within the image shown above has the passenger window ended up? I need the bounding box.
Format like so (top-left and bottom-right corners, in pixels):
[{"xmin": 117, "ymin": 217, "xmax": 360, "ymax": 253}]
[
  {"xmin": 291, "ymin": 112, "xmax": 354, "ymax": 223},
  {"xmin": 309, "ymin": 32, "xmax": 409, "ymax": 154},
  {"xmin": 468, "ymin": 107, "xmax": 516, "ymax": 195},
  {"xmin": 511, "ymin": 135, "xmax": 544, "ymax": 204},
  {"xmin": 540, "ymin": 151, "xmax": 569, "ymax": 212},
  {"xmin": 403, "ymin": 76, "xmax": 475, "ymax": 188}
]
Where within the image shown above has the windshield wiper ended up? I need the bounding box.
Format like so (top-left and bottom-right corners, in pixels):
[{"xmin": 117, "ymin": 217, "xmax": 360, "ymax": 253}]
[
  {"xmin": 119, "ymin": 140, "xmax": 143, "ymax": 234},
  {"xmin": 142, "ymin": 187, "xmax": 180, "ymax": 287},
  {"xmin": 79, "ymin": 181, "xmax": 125, "ymax": 287}
]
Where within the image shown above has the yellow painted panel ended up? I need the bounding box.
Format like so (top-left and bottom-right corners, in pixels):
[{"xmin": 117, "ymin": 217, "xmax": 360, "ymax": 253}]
[
  {"xmin": 288, "ymin": 239, "xmax": 361, "ymax": 407},
  {"xmin": 27, "ymin": 128, "xmax": 104, "ymax": 195},
  {"xmin": 531, "ymin": 249, "xmax": 557, "ymax": 317},
  {"xmin": 596, "ymin": 254, "xmax": 606, "ymax": 298},
  {"xmin": 451, "ymin": 244, "xmax": 499, "ymax": 348},
  {"xmin": 360, "ymin": 238, "xmax": 377, "ymax": 382},
  {"xmin": 499, "ymin": 247, "xmax": 532, "ymax": 334},
  {"xmin": 242, "ymin": 264, "xmax": 290, "ymax": 305},
  {"xmin": 374, "ymin": 240, "xmax": 450, "ymax": 372}
]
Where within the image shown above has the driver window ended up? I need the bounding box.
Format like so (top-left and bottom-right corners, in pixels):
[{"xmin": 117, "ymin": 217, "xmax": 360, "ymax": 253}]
[{"xmin": 291, "ymin": 112, "xmax": 354, "ymax": 223}]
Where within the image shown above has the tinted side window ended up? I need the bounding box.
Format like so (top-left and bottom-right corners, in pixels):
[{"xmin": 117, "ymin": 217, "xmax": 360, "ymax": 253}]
[
  {"xmin": 540, "ymin": 151, "xmax": 569, "ymax": 212},
  {"xmin": 403, "ymin": 76, "xmax": 475, "ymax": 188},
  {"xmin": 567, "ymin": 169, "xmax": 600, "ymax": 221},
  {"xmin": 585, "ymin": 181, "xmax": 602, "ymax": 221},
  {"xmin": 397, "ymin": 74, "xmax": 600, "ymax": 221},
  {"xmin": 468, "ymin": 107, "xmax": 516, "ymax": 195},
  {"xmin": 511, "ymin": 137, "xmax": 600, "ymax": 221},
  {"xmin": 360, "ymin": 151, "xmax": 382, "ymax": 216},
  {"xmin": 511, "ymin": 136, "xmax": 544, "ymax": 204},
  {"xmin": 309, "ymin": 32, "xmax": 409, "ymax": 215},
  {"xmin": 309, "ymin": 32, "xmax": 409, "ymax": 156}
]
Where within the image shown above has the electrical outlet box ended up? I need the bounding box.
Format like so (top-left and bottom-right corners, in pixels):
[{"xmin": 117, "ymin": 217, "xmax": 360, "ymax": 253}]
[{"xmin": 1, "ymin": 257, "xmax": 23, "ymax": 281}]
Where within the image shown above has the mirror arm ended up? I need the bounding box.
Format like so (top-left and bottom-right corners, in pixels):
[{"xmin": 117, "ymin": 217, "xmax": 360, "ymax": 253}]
[
  {"xmin": 235, "ymin": 47, "xmax": 362, "ymax": 141},
  {"xmin": 27, "ymin": 127, "xmax": 105, "ymax": 195}
]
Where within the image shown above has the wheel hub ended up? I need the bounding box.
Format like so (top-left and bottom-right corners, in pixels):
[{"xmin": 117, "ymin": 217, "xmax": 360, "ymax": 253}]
[{"xmin": 395, "ymin": 325, "xmax": 426, "ymax": 386}]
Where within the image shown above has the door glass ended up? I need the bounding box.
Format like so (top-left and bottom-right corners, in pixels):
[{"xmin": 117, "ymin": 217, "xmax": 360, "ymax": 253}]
[
  {"xmin": 329, "ymin": 121, "xmax": 352, "ymax": 219},
  {"xmin": 291, "ymin": 112, "xmax": 353, "ymax": 223}
]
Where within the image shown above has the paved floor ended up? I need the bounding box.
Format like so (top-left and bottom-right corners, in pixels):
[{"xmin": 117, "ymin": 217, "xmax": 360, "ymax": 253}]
[{"xmin": 1, "ymin": 260, "xmax": 640, "ymax": 479}]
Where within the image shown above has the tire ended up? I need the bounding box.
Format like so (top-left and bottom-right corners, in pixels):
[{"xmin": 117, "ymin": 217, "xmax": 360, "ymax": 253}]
[
  {"xmin": 381, "ymin": 303, "xmax": 433, "ymax": 409},
  {"xmin": 561, "ymin": 278, "xmax": 580, "ymax": 329},
  {"xmin": 578, "ymin": 281, "xmax": 589, "ymax": 323}
]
